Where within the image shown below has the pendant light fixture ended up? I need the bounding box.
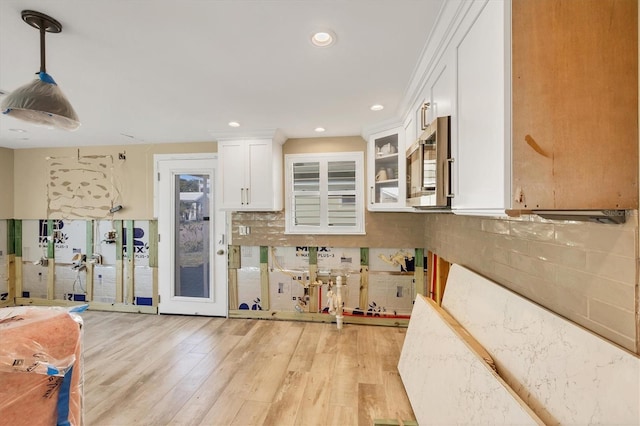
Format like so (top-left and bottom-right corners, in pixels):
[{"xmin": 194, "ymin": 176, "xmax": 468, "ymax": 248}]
[{"xmin": 1, "ymin": 10, "xmax": 80, "ymax": 131}]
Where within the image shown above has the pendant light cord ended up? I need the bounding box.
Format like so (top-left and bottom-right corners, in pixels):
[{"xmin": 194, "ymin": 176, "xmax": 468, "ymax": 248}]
[{"xmin": 39, "ymin": 19, "xmax": 46, "ymax": 73}]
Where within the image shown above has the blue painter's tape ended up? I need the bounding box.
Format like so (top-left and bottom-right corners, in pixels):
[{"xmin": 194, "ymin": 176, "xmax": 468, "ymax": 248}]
[
  {"xmin": 56, "ymin": 366, "xmax": 73, "ymax": 426},
  {"xmin": 69, "ymin": 304, "xmax": 89, "ymax": 313},
  {"xmin": 39, "ymin": 72, "xmax": 57, "ymax": 85}
]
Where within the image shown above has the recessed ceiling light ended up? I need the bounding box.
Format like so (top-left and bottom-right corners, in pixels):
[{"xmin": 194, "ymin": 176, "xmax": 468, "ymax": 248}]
[
  {"xmin": 311, "ymin": 31, "xmax": 336, "ymax": 47},
  {"xmin": 370, "ymin": 104, "xmax": 384, "ymax": 111},
  {"xmin": 228, "ymin": 121, "xmax": 240, "ymax": 128},
  {"xmin": 8, "ymin": 128, "xmax": 26, "ymax": 132},
  {"xmin": 315, "ymin": 127, "xmax": 326, "ymax": 133}
]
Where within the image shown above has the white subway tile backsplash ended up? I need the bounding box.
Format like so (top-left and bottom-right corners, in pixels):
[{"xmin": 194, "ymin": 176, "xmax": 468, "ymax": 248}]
[
  {"xmin": 555, "ymin": 223, "xmax": 636, "ymax": 256},
  {"xmin": 540, "ymin": 284, "xmax": 588, "ymax": 318},
  {"xmin": 491, "ymin": 246, "xmax": 510, "ymax": 265},
  {"xmin": 494, "ymin": 236, "xmax": 530, "ymax": 255},
  {"xmin": 510, "ymin": 221, "xmax": 555, "ymax": 242},
  {"xmin": 556, "ymin": 266, "xmax": 636, "ymax": 311},
  {"xmin": 490, "ymin": 262, "xmax": 521, "ymax": 289},
  {"xmin": 585, "ymin": 252, "xmax": 636, "ymax": 284},
  {"xmin": 528, "ymin": 240, "xmax": 587, "ymax": 269},
  {"xmin": 508, "ymin": 252, "xmax": 556, "ymax": 280},
  {"xmin": 423, "ymin": 211, "xmax": 638, "ymax": 351},
  {"xmin": 481, "ymin": 219, "xmax": 511, "ymax": 235},
  {"xmin": 588, "ymin": 298, "xmax": 636, "ymax": 339},
  {"xmin": 571, "ymin": 316, "xmax": 637, "ymax": 353}
]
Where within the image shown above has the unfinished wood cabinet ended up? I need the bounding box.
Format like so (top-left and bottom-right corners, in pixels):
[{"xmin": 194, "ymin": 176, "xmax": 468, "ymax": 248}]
[{"xmin": 512, "ymin": 0, "xmax": 638, "ymax": 210}]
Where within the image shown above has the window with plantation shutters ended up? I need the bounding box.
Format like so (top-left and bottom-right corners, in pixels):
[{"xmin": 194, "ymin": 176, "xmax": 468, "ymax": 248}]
[{"xmin": 285, "ymin": 152, "xmax": 365, "ymax": 235}]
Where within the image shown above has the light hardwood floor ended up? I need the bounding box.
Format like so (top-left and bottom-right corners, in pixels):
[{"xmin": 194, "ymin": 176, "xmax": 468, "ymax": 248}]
[{"xmin": 82, "ymin": 311, "xmax": 415, "ymax": 425}]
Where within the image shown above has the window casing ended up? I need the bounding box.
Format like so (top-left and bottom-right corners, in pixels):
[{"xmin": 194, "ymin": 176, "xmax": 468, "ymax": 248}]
[{"xmin": 285, "ymin": 152, "xmax": 365, "ymax": 234}]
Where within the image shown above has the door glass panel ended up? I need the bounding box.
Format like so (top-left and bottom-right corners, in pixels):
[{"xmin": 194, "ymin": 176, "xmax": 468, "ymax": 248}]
[{"xmin": 175, "ymin": 173, "xmax": 210, "ymax": 298}]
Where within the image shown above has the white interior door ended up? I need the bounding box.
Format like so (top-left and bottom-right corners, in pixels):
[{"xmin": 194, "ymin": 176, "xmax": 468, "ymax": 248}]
[{"xmin": 156, "ymin": 155, "xmax": 227, "ymax": 316}]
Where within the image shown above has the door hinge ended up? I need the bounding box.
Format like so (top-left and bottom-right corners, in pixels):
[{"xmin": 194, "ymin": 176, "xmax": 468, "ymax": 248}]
[
  {"xmin": 157, "ymin": 172, "xmax": 160, "ymax": 181},
  {"xmin": 158, "ymin": 233, "xmax": 160, "ymax": 242},
  {"xmin": 158, "ymin": 294, "xmax": 161, "ymax": 303}
]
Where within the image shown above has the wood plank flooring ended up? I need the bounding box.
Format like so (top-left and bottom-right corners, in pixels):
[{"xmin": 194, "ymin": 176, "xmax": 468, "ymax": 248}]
[{"xmin": 82, "ymin": 311, "xmax": 415, "ymax": 426}]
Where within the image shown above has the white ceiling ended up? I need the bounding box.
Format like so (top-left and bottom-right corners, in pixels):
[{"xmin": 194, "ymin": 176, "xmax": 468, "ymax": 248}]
[{"xmin": 0, "ymin": 0, "xmax": 444, "ymax": 149}]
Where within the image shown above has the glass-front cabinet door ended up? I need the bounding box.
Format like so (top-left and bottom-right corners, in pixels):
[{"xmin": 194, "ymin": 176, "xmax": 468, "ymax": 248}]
[{"xmin": 367, "ymin": 126, "xmax": 409, "ymax": 211}]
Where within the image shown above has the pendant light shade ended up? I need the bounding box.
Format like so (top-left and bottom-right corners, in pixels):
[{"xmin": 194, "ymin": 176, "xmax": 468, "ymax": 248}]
[
  {"xmin": 1, "ymin": 10, "xmax": 80, "ymax": 131},
  {"xmin": 2, "ymin": 71, "xmax": 79, "ymax": 130}
]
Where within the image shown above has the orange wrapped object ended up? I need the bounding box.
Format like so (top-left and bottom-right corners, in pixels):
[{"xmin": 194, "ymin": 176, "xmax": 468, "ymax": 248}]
[{"xmin": 0, "ymin": 306, "xmax": 84, "ymax": 426}]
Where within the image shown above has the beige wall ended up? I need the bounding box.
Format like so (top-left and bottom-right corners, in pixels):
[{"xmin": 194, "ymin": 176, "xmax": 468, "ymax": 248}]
[
  {"xmin": 283, "ymin": 136, "xmax": 365, "ymax": 154},
  {"xmin": 0, "ymin": 147, "xmax": 14, "ymax": 218},
  {"xmin": 13, "ymin": 142, "xmax": 216, "ymax": 219},
  {"xmin": 424, "ymin": 212, "xmax": 639, "ymax": 352}
]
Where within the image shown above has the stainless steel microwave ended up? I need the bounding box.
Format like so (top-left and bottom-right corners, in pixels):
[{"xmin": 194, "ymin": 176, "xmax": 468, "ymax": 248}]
[{"xmin": 406, "ymin": 116, "xmax": 452, "ymax": 208}]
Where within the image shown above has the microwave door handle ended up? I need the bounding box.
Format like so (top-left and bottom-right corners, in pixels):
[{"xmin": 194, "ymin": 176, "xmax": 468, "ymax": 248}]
[
  {"xmin": 421, "ymin": 102, "xmax": 430, "ymax": 130},
  {"xmin": 445, "ymin": 157, "xmax": 455, "ymax": 198}
]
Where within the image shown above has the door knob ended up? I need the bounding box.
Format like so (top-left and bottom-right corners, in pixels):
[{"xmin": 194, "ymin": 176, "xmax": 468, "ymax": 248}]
[{"xmin": 216, "ymin": 249, "xmax": 225, "ymax": 255}]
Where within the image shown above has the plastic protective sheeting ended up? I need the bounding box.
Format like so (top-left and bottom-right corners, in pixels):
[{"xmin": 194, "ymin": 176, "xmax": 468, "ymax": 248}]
[
  {"xmin": 0, "ymin": 305, "xmax": 84, "ymax": 426},
  {"xmin": 1, "ymin": 72, "xmax": 80, "ymax": 131}
]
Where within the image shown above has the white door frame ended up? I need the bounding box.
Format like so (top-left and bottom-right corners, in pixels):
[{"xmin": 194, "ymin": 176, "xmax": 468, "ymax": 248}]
[{"xmin": 154, "ymin": 153, "xmax": 228, "ymax": 316}]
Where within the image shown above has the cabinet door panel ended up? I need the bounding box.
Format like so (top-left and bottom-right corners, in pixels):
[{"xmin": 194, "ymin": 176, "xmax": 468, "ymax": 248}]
[
  {"xmin": 431, "ymin": 60, "xmax": 454, "ymax": 120},
  {"xmin": 246, "ymin": 140, "xmax": 272, "ymax": 208},
  {"xmin": 454, "ymin": 0, "xmax": 510, "ymax": 211},
  {"xmin": 512, "ymin": 0, "xmax": 638, "ymax": 210},
  {"xmin": 219, "ymin": 142, "xmax": 246, "ymax": 209}
]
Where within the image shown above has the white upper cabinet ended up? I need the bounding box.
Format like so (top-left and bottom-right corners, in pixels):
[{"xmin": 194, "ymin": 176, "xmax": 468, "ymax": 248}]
[
  {"xmin": 218, "ymin": 138, "xmax": 283, "ymax": 211},
  {"xmin": 367, "ymin": 126, "xmax": 411, "ymax": 211},
  {"xmin": 452, "ymin": 0, "xmax": 511, "ymax": 215}
]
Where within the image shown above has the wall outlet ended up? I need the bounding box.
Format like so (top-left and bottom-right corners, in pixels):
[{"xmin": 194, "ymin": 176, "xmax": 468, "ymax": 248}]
[{"xmin": 238, "ymin": 225, "xmax": 251, "ymax": 236}]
